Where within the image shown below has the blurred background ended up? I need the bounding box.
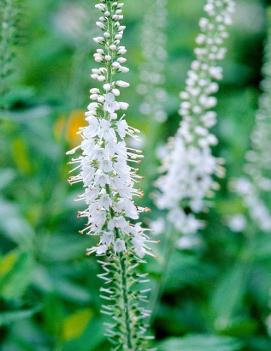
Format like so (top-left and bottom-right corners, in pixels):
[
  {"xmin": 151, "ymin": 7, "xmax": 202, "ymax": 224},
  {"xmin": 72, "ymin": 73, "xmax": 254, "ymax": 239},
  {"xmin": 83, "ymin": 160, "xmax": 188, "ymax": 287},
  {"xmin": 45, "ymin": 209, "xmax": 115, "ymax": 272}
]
[{"xmin": 1, "ymin": 0, "xmax": 271, "ymax": 350}]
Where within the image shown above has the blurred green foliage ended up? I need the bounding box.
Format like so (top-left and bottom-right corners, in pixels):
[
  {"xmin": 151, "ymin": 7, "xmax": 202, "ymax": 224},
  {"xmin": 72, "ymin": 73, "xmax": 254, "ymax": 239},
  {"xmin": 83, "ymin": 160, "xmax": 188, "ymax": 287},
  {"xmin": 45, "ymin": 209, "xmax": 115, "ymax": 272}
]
[{"xmin": 1, "ymin": 0, "xmax": 271, "ymax": 350}]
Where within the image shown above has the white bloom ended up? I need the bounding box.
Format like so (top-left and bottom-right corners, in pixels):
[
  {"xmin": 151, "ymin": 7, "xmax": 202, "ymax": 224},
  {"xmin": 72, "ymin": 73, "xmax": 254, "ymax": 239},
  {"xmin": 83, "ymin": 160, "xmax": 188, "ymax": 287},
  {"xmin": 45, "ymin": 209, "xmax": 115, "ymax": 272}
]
[
  {"xmin": 117, "ymin": 120, "xmax": 128, "ymax": 138},
  {"xmin": 114, "ymin": 239, "xmax": 126, "ymax": 253},
  {"xmin": 68, "ymin": 0, "xmax": 151, "ymax": 259},
  {"xmin": 53, "ymin": 3, "xmax": 93, "ymax": 42},
  {"xmin": 104, "ymin": 93, "xmax": 119, "ymax": 115},
  {"xmin": 233, "ymin": 179, "xmax": 271, "ymax": 232},
  {"xmin": 227, "ymin": 214, "xmax": 247, "ymax": 232},
  {"xmin": 156, "ymin": 0, "xmax": 235, "ymax": 237},
  {"xmin": 116, "ymin": 80, "xmax": 129, "ymax": 88},
  {"xmin": 177, "ymin": 235, "xmax": 202, "ymax": 250},
  {"xmin": 150, "ymin": 218, "xmax": 165, "ymax": 236},
  {"xmin": 118, "ymin": 101, "xmax": 129, "ymax": 110}
]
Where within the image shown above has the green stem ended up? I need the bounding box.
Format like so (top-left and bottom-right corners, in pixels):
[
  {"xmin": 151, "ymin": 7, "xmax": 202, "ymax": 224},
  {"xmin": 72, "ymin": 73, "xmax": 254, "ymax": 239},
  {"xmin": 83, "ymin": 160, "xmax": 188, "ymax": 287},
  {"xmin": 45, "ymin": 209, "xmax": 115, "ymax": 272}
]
[
  {"xmin": 119, "ymin": 252, "xmax": 134, "ymax": 350},
  {"xmin": 107, "ymin": 187, "xmax": 136, "ymax": 350},
  {"xmin": 150, "ymin": 221, "xmax": 176, "ymax": 324}
]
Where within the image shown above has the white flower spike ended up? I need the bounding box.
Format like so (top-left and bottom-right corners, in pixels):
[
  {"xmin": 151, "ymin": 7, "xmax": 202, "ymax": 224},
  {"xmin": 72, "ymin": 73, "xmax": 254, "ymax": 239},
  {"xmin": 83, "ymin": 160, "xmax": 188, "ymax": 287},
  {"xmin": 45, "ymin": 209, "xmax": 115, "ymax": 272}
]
[
  {"xmin": 68, "ymin": 2, "xmax": 151, "ymax": 259},
  {"xmin": 234, "ymin": 16, "xmax": 271, "ymax": 232},
  {"xmin": 67, "ymin": 1, "xmax": 154, "ymax": 350},
  {"xmin": 156, "ymin": 0, "xmax": 235, "ymax": 236}
]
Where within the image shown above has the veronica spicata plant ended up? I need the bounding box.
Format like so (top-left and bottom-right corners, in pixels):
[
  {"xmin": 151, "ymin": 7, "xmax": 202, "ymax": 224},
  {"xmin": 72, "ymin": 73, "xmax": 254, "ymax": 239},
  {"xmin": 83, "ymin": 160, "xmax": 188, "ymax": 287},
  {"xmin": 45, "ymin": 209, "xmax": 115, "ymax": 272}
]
[
  {"xmin": 0, "ymin": 0, "xmax": 22, "ymax": 108},
  {"xmin": 155, "ymin": 0, "xmax": 235, "ymax": 243},
  {"xmin": 67, "ymin": 1, "xmax": 154, "ymax": 350},
  {"xmin": 138, "ymin": 0, "xmax": 168, "ymax": 123},
  {"xmin": 234, "ymin": 12, "xmax": 271, "ymax": 233}
]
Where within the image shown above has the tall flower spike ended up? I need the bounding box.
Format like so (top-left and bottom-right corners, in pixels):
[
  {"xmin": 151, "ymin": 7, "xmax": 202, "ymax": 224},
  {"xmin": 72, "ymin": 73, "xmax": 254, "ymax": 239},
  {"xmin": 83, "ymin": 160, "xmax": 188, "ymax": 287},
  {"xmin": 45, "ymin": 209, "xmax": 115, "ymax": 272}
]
[
  {"xmin": 67, "ymin": 1, "xmax": 154, "ymax": 349},
  {"xmin": 138, "ymin": 0, "xmax": 168, "ymax": 123},
  {"xmin": 156, "ymin": 0, "xmax": 235, "ymax": 239},
  {"xmin": 234, "ymin": 11, "xmax": 271, "ymax": 232},
  {"xmin": 0, "ymin": 0, "xmax": 22, "ymax": 108}
]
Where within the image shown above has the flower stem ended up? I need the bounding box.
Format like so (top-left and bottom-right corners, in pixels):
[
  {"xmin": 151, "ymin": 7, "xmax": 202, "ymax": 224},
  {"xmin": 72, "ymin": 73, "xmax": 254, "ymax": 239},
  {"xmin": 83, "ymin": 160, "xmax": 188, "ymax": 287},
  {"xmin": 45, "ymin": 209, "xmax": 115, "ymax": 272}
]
[
  {"xmin": 105, "ymin": 186, "xmax": 137, "ymax": 350},
  {"xmin": 150, "ymin": 222, "xmax": 175, "ymax": 323},
  {"xmin": 118, "ymin": 252, "xmax": 134, "ymax": 350}
]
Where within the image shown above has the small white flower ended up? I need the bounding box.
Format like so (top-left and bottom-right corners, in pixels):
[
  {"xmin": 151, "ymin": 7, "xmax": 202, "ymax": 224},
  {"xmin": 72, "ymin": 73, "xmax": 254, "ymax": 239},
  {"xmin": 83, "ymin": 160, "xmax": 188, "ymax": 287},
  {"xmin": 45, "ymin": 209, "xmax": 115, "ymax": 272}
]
[
  {"xmin": 227, "ymin": 215, "xmax": 247, "ymax": 232},
  {"xmin": 101, "ymin": 232, "xmax": 114, "ymax": 246},
  {"xmin": 150, "ymin": 218, "xmax": 165, "ymax": 236},
  {"xmin": 116, "ymin": 80, "xmax": 130, "ymax": 88},
  {"xmin": 177, "ymin": 235, "xmax": 201, "ymax": 250},
  {"xmin": 104, "ymin": 93, "xmax": 119, "ymax": 115},
  {"xmin": 114, "ymin": 239, "xmax": 126, "ymax": 253},
  {"xmin": 117, "ymin": 120, "xmax": 128, "ymax": 139},
  {"xmin": 96, "ymin": 245, "xmax": 108, "ymax": 255},
  {"xmin": 103, "ymin": 83, "xmax": 111, "ymax": 91},
  {"xmin": 132, "ymin": 235, "xmax": 146, "ymax": 258},
  {"xmin": 118, "ymin": 102, "xmax": 129, "ymax": 110}
]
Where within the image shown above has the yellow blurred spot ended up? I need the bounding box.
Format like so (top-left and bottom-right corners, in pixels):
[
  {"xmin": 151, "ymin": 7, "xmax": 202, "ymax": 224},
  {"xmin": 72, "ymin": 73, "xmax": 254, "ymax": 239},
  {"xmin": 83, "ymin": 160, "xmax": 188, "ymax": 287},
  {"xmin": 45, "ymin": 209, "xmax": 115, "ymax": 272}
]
[
  {"xmin": 67, "ymin": 110, "xmax": 87, "ymax": 145},
  {"xmin": 27, "ymin": 205, "xmax": 43, "ymax": 227},
  {"xmin": 11, "ymin": 138, "xmax": 32, "ymax": 174},
  {"xmin": 0, "ymin": 252, "xmax": 17, "ymax": 276},
  {"xmin": 53, "ymin": 115, "xmax": 66, "ymax": 142},
  {"xmin": 62, "ymin": 308, "xmax": 93, "ymax": 341},
  {"xmin": 54, "ymin": 110, "xmax": 87, "ymax": 147}
]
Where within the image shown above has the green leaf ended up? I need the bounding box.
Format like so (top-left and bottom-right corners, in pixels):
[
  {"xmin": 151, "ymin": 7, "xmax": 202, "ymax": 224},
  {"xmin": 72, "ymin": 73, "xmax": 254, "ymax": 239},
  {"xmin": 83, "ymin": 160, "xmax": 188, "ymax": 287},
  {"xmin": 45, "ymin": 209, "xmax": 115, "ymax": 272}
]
[
  {"xmin": 252, "ymin": 234, "xmax": 271, "ymax": 261},
  {"xmin": 0, "ymin": 169, "xmax": 16, "ymax": 191},
  {"xmin": 62, "ymin": 308, "xmax": 94, "ymax": 341},
  {"xmin": 40, "ymin": 234, "xmax": 87, "ymax": 262},
  {"xmin": 211, "ymin": 263, "xmax": 248, "ymax": 331},
  {"xmin": 219, "ymin": 316, "xmax": 257, "ymax": 337},
  {"xmin": 158, "ymin": 335, "xmax": 242, "ymax": 351},
  {"xmin": 63, "ymin": 318, "xmax": 105, "ymax": 351},
  {"xmin": 163, "ymin": 250, "xmax": 214, "ymax": 293},
  {"xmin": 43, "ymin": 293, "xmax": 66, "ymax": 338},
  {"xmin": 0, "ymin": 250, "xmax": 34, "ymax": 300},
  {"xmin": 2, "ymin": 105, "xmax": 53, "ymax": 122},
  {"xmin": 0, "ymin": 306, "xmax": 41, "ymax": 327},
  {"xmin": 32, "ymin": 265, "xmax": 91, "ymax": 303},
  {"xmin": 0, "ymin": 198, "xmax": 35, "ymax": 247}
]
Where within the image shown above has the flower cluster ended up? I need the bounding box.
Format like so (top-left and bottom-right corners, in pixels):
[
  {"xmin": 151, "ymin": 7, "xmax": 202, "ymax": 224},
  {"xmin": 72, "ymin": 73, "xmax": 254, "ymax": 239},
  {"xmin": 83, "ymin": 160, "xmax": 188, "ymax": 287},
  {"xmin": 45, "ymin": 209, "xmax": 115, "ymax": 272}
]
[
  {"xmin": 156, "ymin": 0, "xmax": 235, "ymax": 235},
  {"xmin": 234, "ymin": 179, "xmax": 271, "ymax": 231},
  {"xmin": 0, "ymin": 0, "xmax": 22, "ymax": 108},
  {"xmin": 68, "ymin": 0, "xmax": 151, "ymax": 258},
  {"xmin": 137, "ymin": 0, "xmax": 168, "ymax": 123},
  {"xmin": 233, "ymin": 18, "xmax": 271, "ymax": 232},
  {"xmin": 68, "ymin": 2, "xmax": 154, "ymax": 349}
]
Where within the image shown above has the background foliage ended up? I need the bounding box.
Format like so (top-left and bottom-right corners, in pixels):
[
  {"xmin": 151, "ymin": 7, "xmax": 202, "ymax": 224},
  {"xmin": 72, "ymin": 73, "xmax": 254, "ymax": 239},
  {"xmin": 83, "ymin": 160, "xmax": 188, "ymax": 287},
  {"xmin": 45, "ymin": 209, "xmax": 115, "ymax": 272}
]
[{"xmin": 1, "ymin": 0, "xmax": 271, "ymax": 350}]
